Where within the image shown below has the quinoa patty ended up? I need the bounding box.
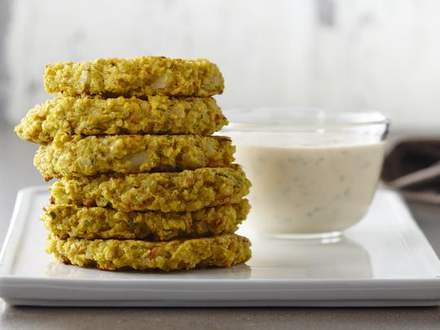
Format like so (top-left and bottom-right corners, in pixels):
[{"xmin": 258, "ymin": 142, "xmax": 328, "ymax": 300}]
[
  {"xmin": 50, "ymin": 166, "xmax": 250, "ymax": 212},
  {"xmin": 47, "ymin": 234, "xmax": 251, "ymax": 271},
  {"xmin": 15, "ymin": 96, "xmax": 227, "ymax": 144},
  {"xmin": 43, "ymin": 199, "xmax": 250, "ymax": 241},
  {"xmin": 44, "ymin": 56, "xmax": 224, "ymax": 98},
  {"xmin": 35, "ymin": 135, "xmax": 234, "ymax": 180}
]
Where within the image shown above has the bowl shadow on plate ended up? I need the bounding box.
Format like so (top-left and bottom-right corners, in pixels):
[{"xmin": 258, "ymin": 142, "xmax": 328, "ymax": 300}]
[{"xmin": 247, "ymin": 235, "xmax": 373, "ymax": 279}]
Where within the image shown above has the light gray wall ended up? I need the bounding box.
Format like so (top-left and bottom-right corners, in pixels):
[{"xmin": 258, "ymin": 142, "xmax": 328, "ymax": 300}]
[
  {"xmin": 2, "ymin": 0, "xmax": 440, "ymax": 132},
  {"xmin": 0, "ymin": 0, "xmax": 11, "ymax": 122}
]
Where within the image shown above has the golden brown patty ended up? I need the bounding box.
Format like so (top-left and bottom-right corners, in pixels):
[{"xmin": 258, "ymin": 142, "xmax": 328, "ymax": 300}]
[
  {"xmin": 43, "ymin": 199, "xmax": 250, "ymax": 241},
  {"xmin": 15, "ymin": 96, "xmax": 227, "ymax": 144},
  {"xmin": 47, "ymin": 234, "xmax": 251, "ymax": 271},
  {"xmin": 44, "ymin": 56, "xmax": 224, "ymax": 97},
  {"xmin": 34, "ymin": 135, "xmax": 234, "ymax": 180},
  {"xmin": 50, "ymin": 165, "xmax": 251, "ymax": 212}
]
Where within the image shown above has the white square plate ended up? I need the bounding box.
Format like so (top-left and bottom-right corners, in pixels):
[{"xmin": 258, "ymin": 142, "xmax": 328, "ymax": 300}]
[{"xmin": 0, "ymin": 187, "xmax": 440, "ymax": 307}]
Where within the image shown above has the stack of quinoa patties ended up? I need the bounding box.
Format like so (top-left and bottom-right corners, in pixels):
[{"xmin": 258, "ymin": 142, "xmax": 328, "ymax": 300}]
[{"xmin": 15, "ymin": 56, "xmax": 252, "ymax": 272}]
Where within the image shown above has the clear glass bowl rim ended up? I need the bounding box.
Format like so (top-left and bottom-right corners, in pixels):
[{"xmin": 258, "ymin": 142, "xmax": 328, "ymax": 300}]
[{"xmin": 222, "ymin": 109, "xmax": 390, "ymax": 132}]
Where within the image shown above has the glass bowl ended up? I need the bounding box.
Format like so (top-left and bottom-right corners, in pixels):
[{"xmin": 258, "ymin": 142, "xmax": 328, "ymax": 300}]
[{"xmin": 222, "ymin": 109, "xmax": 390, "ymax": 239}]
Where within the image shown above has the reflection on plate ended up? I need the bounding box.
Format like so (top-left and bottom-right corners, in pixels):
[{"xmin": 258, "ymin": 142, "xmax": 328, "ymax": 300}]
[
  {"xmin": 247, "ymin": 234, "xmax": 372, "ymax": 279},
  {"xmin": 45, "ymin": 261, "xmax": 252, "ymax": 280}
]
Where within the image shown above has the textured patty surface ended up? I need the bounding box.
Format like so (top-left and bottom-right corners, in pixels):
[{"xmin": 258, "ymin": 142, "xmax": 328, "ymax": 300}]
[
  {"xmin": 15, "ymin": 96, "xmax": 227, "ymax": 144},
  {"xmin": 35, "ymin": 135, "xmax": 234, "ymax": 179},
  {"xmin": 47, "ymin": 234, "xmax": 251, "ymax": 271},
  {"xmin": 44, "ymin": 56, "xmax": 224, "ymax": 97},
  {"xmin": 50, "ymin": 166, "xmax": 250, "ymax": 212},
  {"xmin": 44, "ymin": 199, "xmax": 250, "ymax": 241}
]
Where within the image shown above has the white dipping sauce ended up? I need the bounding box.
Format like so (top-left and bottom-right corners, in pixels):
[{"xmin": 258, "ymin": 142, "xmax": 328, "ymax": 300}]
[{"xmin": 236, "ymin": 142, "xmax": 385, "ymax": 235}]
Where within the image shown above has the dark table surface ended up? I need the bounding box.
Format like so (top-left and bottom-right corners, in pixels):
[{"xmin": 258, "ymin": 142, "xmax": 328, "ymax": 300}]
[{"xmin": 0, "ymin": 122, "xmax": 440, "ymax": 330}]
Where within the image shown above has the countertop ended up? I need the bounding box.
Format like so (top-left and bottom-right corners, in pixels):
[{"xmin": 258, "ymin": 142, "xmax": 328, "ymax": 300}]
[{"xmin": 1, "ymin": 122, "xmax": 440, "ymax": 330}]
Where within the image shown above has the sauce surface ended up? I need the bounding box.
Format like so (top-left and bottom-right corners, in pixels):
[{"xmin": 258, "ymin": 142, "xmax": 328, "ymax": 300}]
[{"xmin": 236, "ymin": 142, "xmax": 385, "ymax": 235}]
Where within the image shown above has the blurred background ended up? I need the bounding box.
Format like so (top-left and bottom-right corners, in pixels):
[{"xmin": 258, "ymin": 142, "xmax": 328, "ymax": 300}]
[
  {"xmin": 2, "ymin": 0, "xmax": 440, "ymax": 130},
  {"xmin": 0, "ymin": 0, "xmax": 439, "ymax": 243}
]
